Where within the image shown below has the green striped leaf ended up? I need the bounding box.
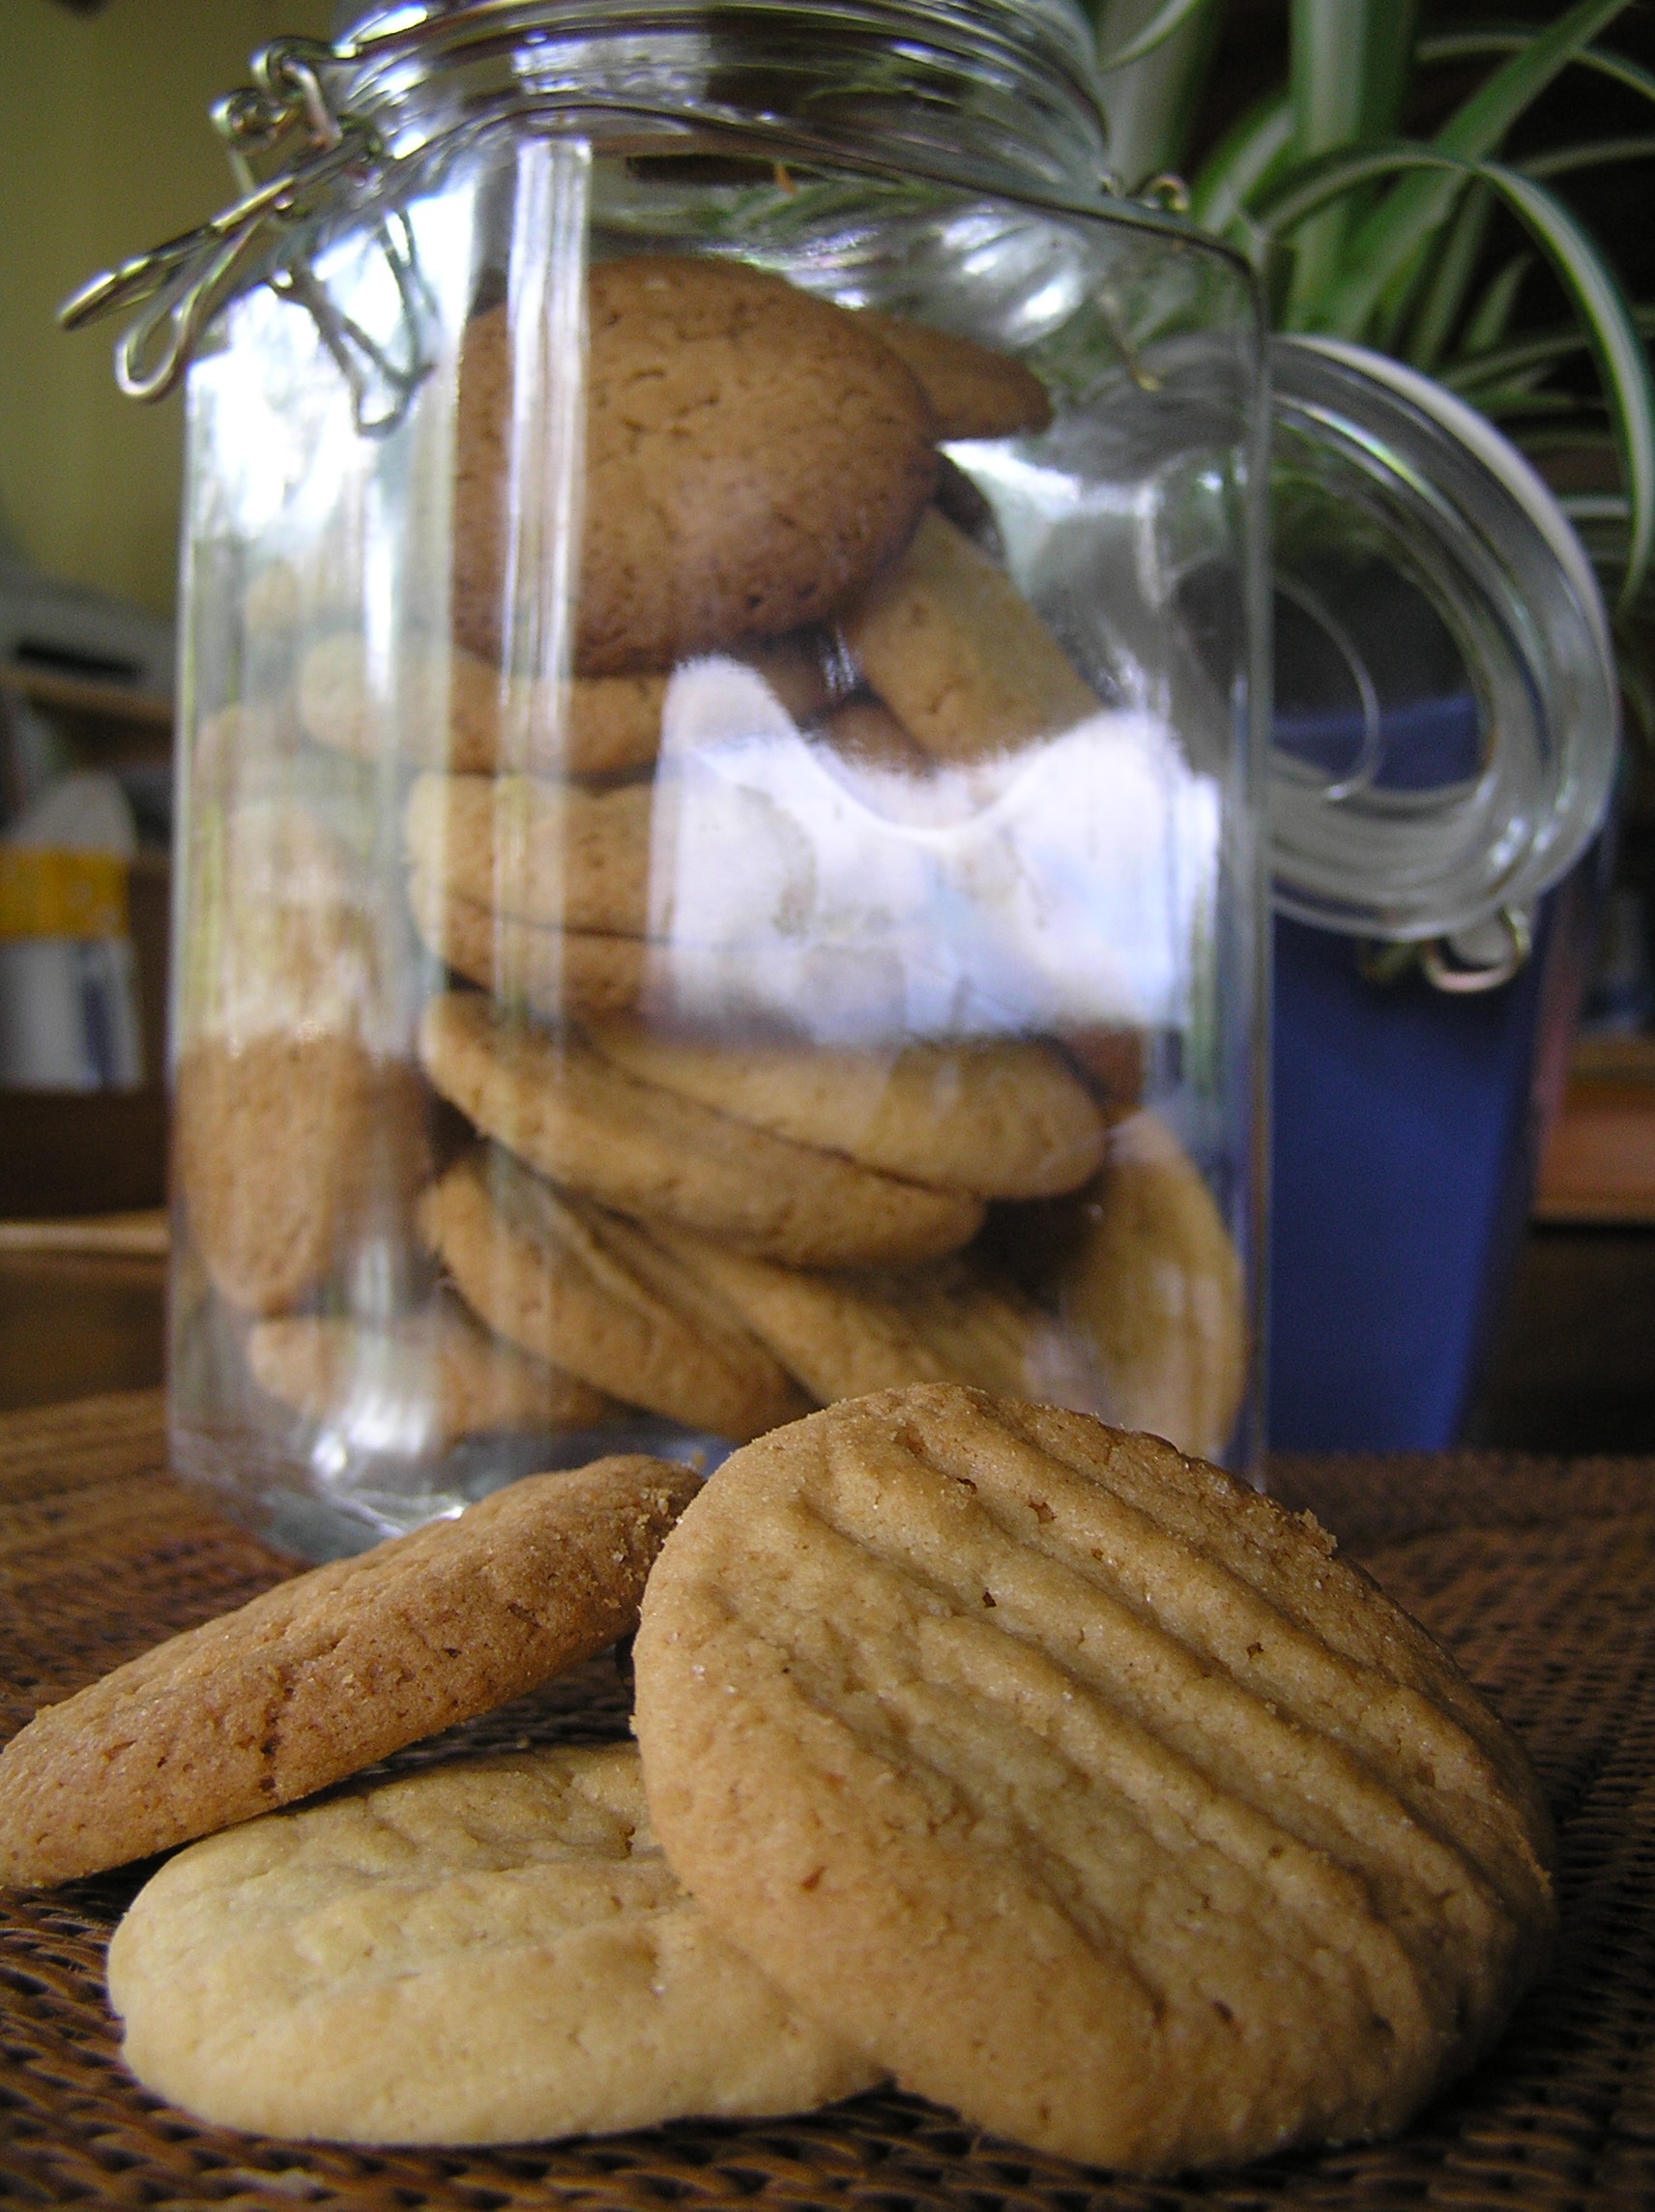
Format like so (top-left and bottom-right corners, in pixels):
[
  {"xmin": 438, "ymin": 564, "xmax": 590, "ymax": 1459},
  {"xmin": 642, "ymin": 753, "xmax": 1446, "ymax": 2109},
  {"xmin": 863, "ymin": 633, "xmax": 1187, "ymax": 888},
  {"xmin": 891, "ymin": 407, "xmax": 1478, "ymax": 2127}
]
[
  {"xmin": 1406, "ymin": 184, "xmax": 1495, "ymax": 367},
  {"xmin": 1445, "ymin": 304, "xmax": 1655, "ymax": 395},
  {"xmin": 1523, "ymin": 135, "xmax": 1655, "ymax": 183},
  {"xmin": 1288, "ymin": 0, "xmax": 1419, "ymax": 315},
  {"xmin": 1316, "ymin": 0, "xmax": 1634, "ymax": 338},
  {"xmin": 1093, "ymin": 0, "xmax": 1216, "ymax": 73},
  {"xmin": 1253, "ymin": 145, "xmax": 1655, "ymax": 604},
  {"xmin": 1464, "ymin": 250, "xmax": 1534, "ymax": 354},
  {"xmin": 1187, "ymin": 90, "xmax": 1294, "ymax": 237},
  {"xmin": 1417, "ymin": 28, "xmax": 1655, "ymax": 112}
]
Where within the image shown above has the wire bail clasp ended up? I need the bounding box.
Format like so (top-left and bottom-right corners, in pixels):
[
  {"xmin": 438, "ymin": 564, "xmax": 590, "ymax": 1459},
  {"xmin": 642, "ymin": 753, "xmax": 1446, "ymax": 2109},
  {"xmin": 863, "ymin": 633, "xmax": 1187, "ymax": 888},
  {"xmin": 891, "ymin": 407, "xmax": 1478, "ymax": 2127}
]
[{"xmin": 60, "ymin": 36, "xmax": 434, "ymax": 437}]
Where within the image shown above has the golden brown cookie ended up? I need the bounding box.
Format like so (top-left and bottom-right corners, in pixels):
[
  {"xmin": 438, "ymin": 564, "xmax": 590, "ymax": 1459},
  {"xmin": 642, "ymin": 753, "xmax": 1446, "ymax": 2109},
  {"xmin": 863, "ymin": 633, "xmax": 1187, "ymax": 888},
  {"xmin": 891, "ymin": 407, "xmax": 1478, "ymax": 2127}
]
[
  {"xmin": 420, "ymin": 1147, "xmax": 810, "ymax": 1440},
  {"xmin": 585, "ymin": 1023, "xmax": 1107, "ymax": 1198},
  {"xmin": 1059, "ymin": 1109, "xmax": 1249, "ymax": 1461},
  {"xmin": 0, "ymin": 1457, "xmax": 697, "ymax": 1890},
  {"xmin": 246, "ymin": 1294, "xmax": 616, "ymax": 1443},
  {"xmin": 651, "ymin": 1231, "xmax": 1093, "ymax": 1411},
  {"xmin": 864, "ymin": 312, "xmax": 1053, "ymax": 440},
  {"xmin": 647, "ymin": 1230, "xmax": 953, "ymax": 1405},
  {"xmin": 420, "ymin": 992, "xmax": 985, "ymax": 1267},
  {"xmin": 818, "ymin": 694, "xmax": 933, "ymax": 776},
  {"xmin": 842, "ymin": 509, "xmax": 1098, "ymax": 762},
  {"xmin": 407, "ymin": 868, "xmax": 651, "ymax": 1022},
  {"xmin": 454, "ymin": 255, "xmax": 938, "ymax": 675},
  {"xmin": 108, "ymin": 1744, "xmax": 882, "ymax": 2143},
  {"xmin": 633, "ymin": 1385, "xmax": 1556, "ymax": 2174},
  {"xmin": 175, "ymin": 1035, "xmax": 430, "ymax": 1317}
]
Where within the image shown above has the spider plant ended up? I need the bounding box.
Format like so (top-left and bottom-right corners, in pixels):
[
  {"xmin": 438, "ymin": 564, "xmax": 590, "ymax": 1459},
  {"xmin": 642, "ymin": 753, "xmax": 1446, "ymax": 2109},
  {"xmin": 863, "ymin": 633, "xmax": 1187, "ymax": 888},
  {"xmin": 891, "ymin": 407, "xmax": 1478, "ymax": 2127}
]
[{"xmin": 1088, "ymin": 0, "xmax": 1655, "ymax": 654}]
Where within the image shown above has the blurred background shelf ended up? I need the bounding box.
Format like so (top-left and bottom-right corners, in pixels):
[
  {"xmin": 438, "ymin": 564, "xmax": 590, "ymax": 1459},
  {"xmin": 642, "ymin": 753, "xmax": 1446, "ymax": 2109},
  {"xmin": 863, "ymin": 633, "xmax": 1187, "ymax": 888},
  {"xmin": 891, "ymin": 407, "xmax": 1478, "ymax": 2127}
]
[{"xmin": 1534, "ymin": 1033, "xmax": 1655, "ymax": 1226}]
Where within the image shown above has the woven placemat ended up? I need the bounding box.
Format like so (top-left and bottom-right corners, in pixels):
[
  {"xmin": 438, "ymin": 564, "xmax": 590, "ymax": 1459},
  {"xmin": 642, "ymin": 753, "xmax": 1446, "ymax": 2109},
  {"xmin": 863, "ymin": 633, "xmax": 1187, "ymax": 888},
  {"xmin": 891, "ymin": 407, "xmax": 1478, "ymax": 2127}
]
[{"xmin": 4, "ymin": 1399, "xmax": 1655, "ymax": 2211}]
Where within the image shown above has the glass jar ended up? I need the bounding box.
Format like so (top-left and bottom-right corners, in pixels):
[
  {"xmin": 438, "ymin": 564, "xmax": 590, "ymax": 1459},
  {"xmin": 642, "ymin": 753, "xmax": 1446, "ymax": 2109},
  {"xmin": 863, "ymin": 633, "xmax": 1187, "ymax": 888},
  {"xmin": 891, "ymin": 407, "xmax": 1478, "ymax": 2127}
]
[{"xmin": 76, "ymin": 1, "xmax": 1266, "ymax": 1557}]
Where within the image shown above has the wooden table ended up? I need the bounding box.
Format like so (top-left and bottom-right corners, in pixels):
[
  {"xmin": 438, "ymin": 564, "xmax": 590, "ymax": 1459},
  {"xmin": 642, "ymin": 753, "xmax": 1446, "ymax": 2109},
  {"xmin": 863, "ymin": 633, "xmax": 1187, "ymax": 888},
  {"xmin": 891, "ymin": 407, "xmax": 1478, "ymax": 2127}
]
[{"xmin": 5, "ymin": 1397, "xmax": 1655, "ymax": 2210}]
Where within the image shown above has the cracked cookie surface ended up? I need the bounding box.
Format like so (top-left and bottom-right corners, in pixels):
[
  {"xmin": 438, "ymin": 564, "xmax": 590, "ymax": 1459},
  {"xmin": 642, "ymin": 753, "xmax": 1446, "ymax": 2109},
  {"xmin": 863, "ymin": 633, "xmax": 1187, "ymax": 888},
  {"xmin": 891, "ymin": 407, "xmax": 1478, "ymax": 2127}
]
[
  {"xmin": 453, "ymin": 255, "xmax": 937, "ymax": 675},
  {"xmin": 0, "ymin": 1458, "xmax": 696, "ymax": 1889},
  {"xmin": 633, "ymin": 1384, "xmax": 1555, "ymax": 2172}
]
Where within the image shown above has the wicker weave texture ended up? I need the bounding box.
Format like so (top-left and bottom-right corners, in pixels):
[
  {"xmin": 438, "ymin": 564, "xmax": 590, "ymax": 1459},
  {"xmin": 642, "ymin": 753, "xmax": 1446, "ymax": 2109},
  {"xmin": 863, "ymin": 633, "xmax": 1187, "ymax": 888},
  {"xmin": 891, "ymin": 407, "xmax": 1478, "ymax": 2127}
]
[{"xmin": 3, "ymin": 1407, "xmax": 1655, "ymax": 2212}]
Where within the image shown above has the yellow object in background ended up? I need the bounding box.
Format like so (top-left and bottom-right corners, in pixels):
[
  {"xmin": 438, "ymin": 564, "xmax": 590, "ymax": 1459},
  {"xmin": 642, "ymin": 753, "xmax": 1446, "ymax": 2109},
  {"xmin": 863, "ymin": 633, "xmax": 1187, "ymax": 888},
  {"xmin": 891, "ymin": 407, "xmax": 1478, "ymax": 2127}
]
[{"xmin": 0, "ymin": 850, "xmax": 129, "ymax": 943}]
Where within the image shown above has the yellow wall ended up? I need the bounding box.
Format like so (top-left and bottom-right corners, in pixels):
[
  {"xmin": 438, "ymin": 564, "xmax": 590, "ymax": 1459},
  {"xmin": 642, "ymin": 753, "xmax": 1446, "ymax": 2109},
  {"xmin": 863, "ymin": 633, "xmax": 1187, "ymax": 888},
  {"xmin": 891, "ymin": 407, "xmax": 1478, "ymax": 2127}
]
[{"xmin": 0, "ymin": 0, "xmax": 334, "ymax": 619}]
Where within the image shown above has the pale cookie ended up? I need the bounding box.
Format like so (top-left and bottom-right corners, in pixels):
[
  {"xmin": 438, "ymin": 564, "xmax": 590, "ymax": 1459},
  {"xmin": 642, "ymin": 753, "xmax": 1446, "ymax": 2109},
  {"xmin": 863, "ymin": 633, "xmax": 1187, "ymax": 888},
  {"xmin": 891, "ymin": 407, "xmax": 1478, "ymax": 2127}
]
[
  {"xmin": 303, "ymin": 631, "xmax": 834, "ymax": 779},
  {"xmin": 842, "ymin": 509, "xmax": 1098, "ymax": 762},
  {"xmin": 0, "ymin": 1458, "xmax": 697, "ymax": 1890},
  {"xmin": 586, "ymin": 1023, "xmax": 1107, "ymax": 1198},
  {"xmin": 405, "ymin": 770, "xmax": 818, "ymax": 948},
  {"xmin": 454, "ymin": 255, "xmax": 937, "ymax": 674},
  {"xmin": 408, "ymin": 869, "xmax": 650, "ymax": 1021},
  {"xmin": 407, "ymin": 775, "xmax": 658, "ymax": 938},
  {"xmin": 247, "ymin": 1294, "xmax": 615, "ymax": 1444},
  {"xmin": 420, "ymin": 992, "xmax": 984, "ymax": 1267},
  {"xmin": 408, "ymin": 872, "xmax": 902, "ymax": 1034},
  {"xmin": 864, "ymin": 312, "xmax": 1053, "ymax": 440},
  {"xmin": 634, "ymin": 1385, "xmax": 1556, "ymax": 2173},
  {"xmin": 1059, "ymin": 1109, "xmax": 1248, "ymax": 1462},
  {"xmin": 420, "ymin": 1147, "xmax": 810, "ymax": 1440},
  {"xmin": 108, "ymin": 1744, "xmax": 882, "ymax": 2143},
  {"xmin": 301, "ymin": 632, "xmax": 665, "ymax": 778},
  {"xmin": 175, "ymin": 1035, "xmax": 429, "ymax": 1317}
]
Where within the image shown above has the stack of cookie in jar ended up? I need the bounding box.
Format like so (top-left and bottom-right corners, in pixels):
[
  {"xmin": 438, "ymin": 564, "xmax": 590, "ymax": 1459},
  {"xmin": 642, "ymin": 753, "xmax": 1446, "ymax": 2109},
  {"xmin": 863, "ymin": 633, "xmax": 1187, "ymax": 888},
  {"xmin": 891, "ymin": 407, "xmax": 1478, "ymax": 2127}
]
[{"xmin": 179, "ymin": 253, "xmax": 1246, "ymax": 1480}]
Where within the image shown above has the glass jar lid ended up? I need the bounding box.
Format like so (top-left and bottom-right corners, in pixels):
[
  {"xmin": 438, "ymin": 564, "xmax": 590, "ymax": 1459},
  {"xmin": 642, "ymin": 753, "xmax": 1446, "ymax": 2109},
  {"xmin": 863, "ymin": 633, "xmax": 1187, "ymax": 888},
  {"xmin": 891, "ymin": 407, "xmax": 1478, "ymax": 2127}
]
[{"xmin": 1266, "ymin": 335, "xmax": 1619, "ymax": 947}]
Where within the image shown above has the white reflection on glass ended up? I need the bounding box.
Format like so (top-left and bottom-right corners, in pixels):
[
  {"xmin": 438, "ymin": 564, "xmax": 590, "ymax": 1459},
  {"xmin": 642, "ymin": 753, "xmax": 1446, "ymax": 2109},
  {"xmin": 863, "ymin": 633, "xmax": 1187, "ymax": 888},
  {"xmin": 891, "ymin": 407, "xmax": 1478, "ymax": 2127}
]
[
  {"xmin": 193, "ymin": 177, "xmax": 479, "ymax": 549},
  {"xmin": 646, "ymin": 656, "xmax": 1220, "ymax": 1042},
  {"xmin": 307, "ymin": 1329, "xmax": 440, "ymax": 1470}
]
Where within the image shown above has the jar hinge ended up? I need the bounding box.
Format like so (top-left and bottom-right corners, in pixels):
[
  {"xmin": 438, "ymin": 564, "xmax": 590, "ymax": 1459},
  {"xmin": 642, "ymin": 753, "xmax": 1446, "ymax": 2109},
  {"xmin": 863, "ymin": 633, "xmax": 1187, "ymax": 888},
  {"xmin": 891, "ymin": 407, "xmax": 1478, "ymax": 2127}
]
[{"xmin": 59, "ymin": 36, "xmax": 433, "ymax": 436}]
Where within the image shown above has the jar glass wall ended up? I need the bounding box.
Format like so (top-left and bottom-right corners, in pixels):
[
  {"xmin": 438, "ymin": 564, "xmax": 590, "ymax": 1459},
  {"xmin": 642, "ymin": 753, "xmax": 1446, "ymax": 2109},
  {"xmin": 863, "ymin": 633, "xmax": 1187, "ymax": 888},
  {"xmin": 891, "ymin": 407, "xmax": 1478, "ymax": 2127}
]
[{"xmin": 164, "ymin": 80, "xmax": 1264, "ymax": 1557}]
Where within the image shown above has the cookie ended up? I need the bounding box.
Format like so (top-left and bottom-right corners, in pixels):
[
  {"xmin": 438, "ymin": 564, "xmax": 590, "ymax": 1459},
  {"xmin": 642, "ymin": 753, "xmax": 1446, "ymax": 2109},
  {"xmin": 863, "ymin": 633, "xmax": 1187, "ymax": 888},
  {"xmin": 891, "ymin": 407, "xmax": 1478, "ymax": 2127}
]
[
  {"xmin": 404, "ymin": 770, "xmax": 818, "ymax": 948},
  {"xmin": 420, "ymin": 991, "xmax": 985, "ymax": 1267},
  {"xmin": 407, "ymin": 774, "xmax": 658, "ymax": 938},
  {"xmin": 454, "ymin": 255, "xmax": 938, "ymax": 675},
  {"xmin": 184, "ymin": 797, "xmax": 386, "ymax": 1044},
  {"xmin": 108, "ymin": 1744, "xmax": 882, "ymax": 2142},
  {"xmin": 586, "ymin": 1023, "xmax": 1108, "ymax": 1198},
  {"xmin": 177, "ymin": 798, "xmax": 425, "ymax": 1314},
  {"xmin": 870, "ymin": 1252, "xmax": 1097, "ymax": 1404},
  {"xmin": 647, "ymin": 1230, "xmax": 954, "ymax": 1405},
  {"xmin": 1059, "ymin": 1109, "xmax": 1249, "ymax": 1462},
  {"xmin": 865, "ymin": 313, "xmax": 1053, "ymax": 440},
  {"xmin": 419, "ymin": 1146, "xmax": 810, "ymax": 1440},
  {"xmin": 301, "ymin": 631, "xmax": 665, "ymax": 778},
  {"xmin": 408, "ymin": 868, "xmax": 650, "ymax": 1021},
  {"xmin": 0, "ymin": 1457, "xmax": 696, "ymax": 1889},
  {"xmin": 842, "ymin": 509, "xmax": 1098, "ymax": 762},
  {"xmin": 176, "ymin": 1034, "xmax": 429, "ymax": 1316},
  {"xmin": 633, "ymin": 1385, "xmax": 1556, "ymax": 2173},
  {"xmin": 246, "ymin": 1294, "xmax": 616, "ymax": 1443},
  {"xmin": 651, "ymin": 1231, "xmax": 1097, "ymax": 1412},
  {"xmin": 303, "ymin": 631, "xmax": 836, "ymax": 780}
]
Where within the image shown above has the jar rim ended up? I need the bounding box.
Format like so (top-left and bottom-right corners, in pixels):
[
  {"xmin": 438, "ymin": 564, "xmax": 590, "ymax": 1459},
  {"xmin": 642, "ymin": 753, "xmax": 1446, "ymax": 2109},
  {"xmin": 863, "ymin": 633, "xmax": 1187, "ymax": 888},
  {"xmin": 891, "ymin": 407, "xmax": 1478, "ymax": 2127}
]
[{"xmin": 328, "ymin": 0, "xmax": 1110, "ymax": 195}]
